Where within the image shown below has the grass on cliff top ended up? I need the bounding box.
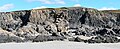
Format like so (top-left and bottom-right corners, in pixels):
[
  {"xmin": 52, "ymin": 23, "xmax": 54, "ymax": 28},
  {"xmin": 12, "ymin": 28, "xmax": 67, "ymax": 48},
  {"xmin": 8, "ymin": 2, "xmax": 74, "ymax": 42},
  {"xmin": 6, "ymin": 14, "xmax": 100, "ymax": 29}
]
[
  {"xmin": 32, "ymin": 7, "xmax": 68, "ymax": 10},
  {"xmin": 101, "ymin": 10, "xmax": 120, "ymax": 13}
]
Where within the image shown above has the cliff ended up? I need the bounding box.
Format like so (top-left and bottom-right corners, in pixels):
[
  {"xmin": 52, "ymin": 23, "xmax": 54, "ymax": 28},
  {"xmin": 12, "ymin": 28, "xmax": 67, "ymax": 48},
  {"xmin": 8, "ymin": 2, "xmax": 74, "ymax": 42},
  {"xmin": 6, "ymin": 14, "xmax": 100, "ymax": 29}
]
[{"xmin": 0, "ymin": 7, "xmax": 120, "ymax": 43}]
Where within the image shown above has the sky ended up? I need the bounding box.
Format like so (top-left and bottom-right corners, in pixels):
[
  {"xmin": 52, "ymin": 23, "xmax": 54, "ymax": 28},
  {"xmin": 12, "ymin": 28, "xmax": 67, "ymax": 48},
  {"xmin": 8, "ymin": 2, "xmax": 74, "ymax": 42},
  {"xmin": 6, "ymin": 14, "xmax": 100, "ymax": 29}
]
[{"xmin": 0, "ymin": 0, "xmax": 120, "ymax": 12}]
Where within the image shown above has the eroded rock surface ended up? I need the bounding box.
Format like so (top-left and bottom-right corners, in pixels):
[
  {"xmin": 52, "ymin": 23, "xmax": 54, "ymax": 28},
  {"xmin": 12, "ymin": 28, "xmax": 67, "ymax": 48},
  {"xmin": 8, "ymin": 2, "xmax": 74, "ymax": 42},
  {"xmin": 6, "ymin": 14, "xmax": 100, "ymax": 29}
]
[{"xmin": 0, "ymin": 7, "xmax": 120, "ymax": 43}]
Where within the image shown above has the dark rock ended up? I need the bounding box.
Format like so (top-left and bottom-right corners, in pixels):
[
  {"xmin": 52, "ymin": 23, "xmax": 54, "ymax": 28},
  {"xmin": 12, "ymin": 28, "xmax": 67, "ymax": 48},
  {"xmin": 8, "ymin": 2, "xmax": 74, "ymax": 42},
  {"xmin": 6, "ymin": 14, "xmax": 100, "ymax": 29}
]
[
  {"xmin": 87, "ymin": 35, "xmax": 119, "ymax": 43},
  {"xmin": 118, "ymin": 39, "xmax": 120, "ymax": 42},
  {"xmin": 32, "ymin": 35, "xmax": 64, "ymax": 42},
  {"xmin": 32, "ymin": 35, "xmax": 50, "ymax": 42},
  {"xmin": 74, "ymin": 37, "xmax": 84, "ymax": 42},
  {"xmin": 52, "ymin": 33, "xmax": 58, "ymax": 36},
  {"xmin": 88, "ymin": 39, "xmax": 95, "ymax": 43},
  {"xmin": 68, "ymin": 37, "xmax": 75, "ymax": 41},
  {"xmin": 0, "ymin": 28, "xmax": 24, "ymax": 43},
  {"xmin": 8, "ymin": 36, "xmax": 24, "ymax": 43}
]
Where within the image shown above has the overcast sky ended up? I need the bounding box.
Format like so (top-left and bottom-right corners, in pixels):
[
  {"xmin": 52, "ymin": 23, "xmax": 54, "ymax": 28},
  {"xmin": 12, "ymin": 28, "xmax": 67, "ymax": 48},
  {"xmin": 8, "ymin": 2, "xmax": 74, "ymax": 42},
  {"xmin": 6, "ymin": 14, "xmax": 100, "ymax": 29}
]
[{"xmin": 0, "ymin": 0, "xmax": 119, "ymax": 12}]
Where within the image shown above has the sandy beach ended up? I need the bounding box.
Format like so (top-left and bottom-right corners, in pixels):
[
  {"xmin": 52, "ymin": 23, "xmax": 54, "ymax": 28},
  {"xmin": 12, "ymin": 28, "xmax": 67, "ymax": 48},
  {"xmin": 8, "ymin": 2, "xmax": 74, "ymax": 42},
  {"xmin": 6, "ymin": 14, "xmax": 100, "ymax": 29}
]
[{"xmin": 0, "ymin": 41, "xmax": 120, "ymax": 49}]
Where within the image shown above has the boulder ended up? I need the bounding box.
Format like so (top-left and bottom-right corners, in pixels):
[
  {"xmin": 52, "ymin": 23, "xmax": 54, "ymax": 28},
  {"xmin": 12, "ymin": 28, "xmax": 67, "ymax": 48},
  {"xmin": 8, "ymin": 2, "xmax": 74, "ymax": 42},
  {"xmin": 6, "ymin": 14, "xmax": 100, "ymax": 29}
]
[{"xmin": 74, "ymin": 37, "xmax": 84, "ymax": 42}]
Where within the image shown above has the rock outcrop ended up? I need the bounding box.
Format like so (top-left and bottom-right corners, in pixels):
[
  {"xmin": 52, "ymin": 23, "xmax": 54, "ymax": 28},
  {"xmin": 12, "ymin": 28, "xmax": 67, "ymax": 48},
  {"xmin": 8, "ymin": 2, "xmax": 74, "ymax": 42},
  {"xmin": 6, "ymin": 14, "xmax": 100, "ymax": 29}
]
[{"xmin": 0, "ymin": 7, "xmax": 120, "ymax": 43}]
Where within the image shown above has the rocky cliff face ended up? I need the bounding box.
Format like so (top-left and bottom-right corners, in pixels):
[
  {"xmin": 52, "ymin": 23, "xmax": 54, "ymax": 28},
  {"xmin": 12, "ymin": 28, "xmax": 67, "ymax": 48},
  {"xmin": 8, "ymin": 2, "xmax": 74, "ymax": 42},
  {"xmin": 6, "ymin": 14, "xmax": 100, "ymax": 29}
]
[{"xmin": 0, "ymin": 7, "xmax": 120, "ymax": 43}]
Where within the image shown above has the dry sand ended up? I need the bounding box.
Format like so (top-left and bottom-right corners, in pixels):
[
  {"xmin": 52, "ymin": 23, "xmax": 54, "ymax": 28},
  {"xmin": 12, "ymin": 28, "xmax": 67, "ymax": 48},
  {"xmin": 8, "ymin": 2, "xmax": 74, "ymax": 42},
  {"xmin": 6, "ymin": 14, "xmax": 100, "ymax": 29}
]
[{"xmin": 0, "ymin": 41, "xmax": 120, "ymax": 49}]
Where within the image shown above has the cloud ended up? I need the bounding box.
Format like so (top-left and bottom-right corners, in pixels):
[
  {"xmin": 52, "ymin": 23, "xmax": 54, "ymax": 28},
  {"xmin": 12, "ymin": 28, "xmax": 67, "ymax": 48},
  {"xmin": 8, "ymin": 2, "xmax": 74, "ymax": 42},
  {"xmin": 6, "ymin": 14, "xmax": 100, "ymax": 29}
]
[
  {"xmin": 74, "ymin": 4, "xmax": 81, "ymax": 7},
  {"xmin": 98, "ymin": 7, "xmax": 117, "ymax": 10},
  {"xmin": 27, "ymin": 0, "xmax": 65, "ymax": 4},
  {"xmin": 0, "ymin": 4, "xmax": 14, "ymax": 12},
  {"xmin": 33, "ymin": 6, "xmax": 47, "ymax": 9},
  {"xmin": 55, "ymin": 0, "xmax": 65, "ymax": 4}
]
